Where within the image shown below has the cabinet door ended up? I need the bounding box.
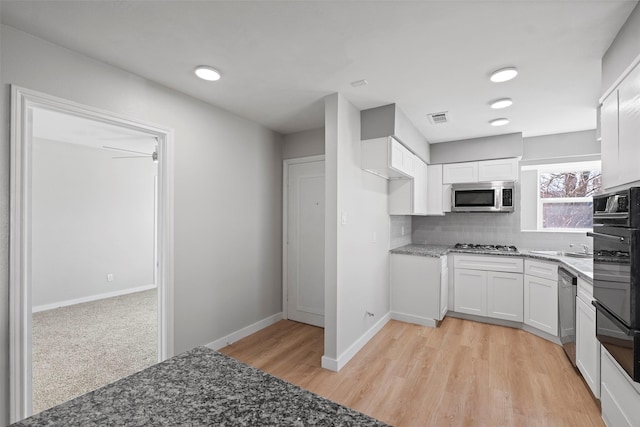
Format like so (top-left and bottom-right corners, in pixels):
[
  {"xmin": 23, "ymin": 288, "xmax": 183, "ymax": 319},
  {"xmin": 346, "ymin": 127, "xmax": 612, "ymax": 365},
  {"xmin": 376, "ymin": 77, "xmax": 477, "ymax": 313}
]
[
  {"xmin": 618, "ymin": 63, "xmax": 640, "ymax": 187},
  {"xmin": 576, "ymin": 296, "xmax": 600, "ymax": 398},
  {"xmin": 443, "ymin": 162, "xmax": 478, "ymax": 184},
  {"xmin": 390, "ymin": 254, "xmax": 442, "ymax": 323},
  {"xmin": 524, "ymin": 259, "xmax": 558, "ymax": 281},
  {"xmin": 601, "ymin": 91, "xmax": 620, "ymax": 190},
  {"xmin": 601, "ymin": 348, "xmax": 640, "ymax": 427},
  {"xmin": 413, "ymin": 159, "xmax": 428, "ymax": 215},
  {"xmin": 487, "ymin": 271, "xmax": 523, "ymax": 322},
  {"xmin": 390, "ymin": 138, "xmax": 405, "ymax": 172},
  {"xmin": 478, "ymin": 158, "xmax": 519, "ymax": 182},
  {"xmin": 524, "ymin": 274, "xmax": 558, "ymax": 336},
  {"xmin": 454, "ymin": 269, "xmax": 487, "ymax": 316},
  {"xmin": 426, "ymin": 164, "xmax": 444, "ymax": 215}
]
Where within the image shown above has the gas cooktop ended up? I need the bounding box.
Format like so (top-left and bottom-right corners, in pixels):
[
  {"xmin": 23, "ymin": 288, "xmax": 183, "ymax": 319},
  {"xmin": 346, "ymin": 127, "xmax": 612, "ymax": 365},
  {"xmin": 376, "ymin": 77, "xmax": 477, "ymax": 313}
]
[{"xmin": 454, "ymin": 243, "xmax": 518, "ymax": 253}]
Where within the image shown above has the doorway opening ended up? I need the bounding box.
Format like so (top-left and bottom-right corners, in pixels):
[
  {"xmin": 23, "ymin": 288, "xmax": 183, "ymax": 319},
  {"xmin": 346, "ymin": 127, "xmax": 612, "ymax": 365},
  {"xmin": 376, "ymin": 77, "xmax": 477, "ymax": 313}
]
[{"xmin": 10, "ymin": 86, "xmax": 175, "ymax": 423}]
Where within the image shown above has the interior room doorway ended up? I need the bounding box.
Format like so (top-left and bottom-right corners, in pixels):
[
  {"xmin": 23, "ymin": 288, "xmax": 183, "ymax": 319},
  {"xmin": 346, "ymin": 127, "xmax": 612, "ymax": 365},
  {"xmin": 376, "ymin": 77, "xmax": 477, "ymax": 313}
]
[{"xmin": 9, "ymin": 86, "xmax": 175, "ymax": 423}]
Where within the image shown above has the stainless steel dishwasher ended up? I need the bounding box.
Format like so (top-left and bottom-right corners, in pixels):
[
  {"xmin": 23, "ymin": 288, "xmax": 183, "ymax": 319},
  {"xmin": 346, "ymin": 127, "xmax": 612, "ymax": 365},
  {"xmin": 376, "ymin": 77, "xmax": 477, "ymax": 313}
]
[{"xmin": 558, "ymin": 268, "xmax": 578, "ymax": 366}]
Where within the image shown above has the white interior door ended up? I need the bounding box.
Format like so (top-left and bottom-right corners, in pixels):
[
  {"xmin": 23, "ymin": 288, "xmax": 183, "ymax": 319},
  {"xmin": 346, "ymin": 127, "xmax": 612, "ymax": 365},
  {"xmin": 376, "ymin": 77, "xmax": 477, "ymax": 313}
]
[{"xmin": 286, "ymin": 159, "xmax": 325, "ymax": 327}]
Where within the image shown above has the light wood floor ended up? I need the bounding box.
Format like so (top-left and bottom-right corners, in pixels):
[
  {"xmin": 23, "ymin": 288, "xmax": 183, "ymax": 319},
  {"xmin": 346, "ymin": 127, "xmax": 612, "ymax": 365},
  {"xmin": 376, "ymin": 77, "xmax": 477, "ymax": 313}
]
[{"xmin": 220, "ymin": 317, "xmax": 604, "ymax": 427}]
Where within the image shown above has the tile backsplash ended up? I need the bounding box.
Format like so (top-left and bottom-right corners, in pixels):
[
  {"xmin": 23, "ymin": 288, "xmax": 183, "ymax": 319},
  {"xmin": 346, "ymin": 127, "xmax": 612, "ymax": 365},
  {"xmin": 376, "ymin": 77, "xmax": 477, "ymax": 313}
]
[
  {"xmin": 412, "ymin": 212, "xmax": 593, "ymax": 251},
  {"xmin": 390, "ymin": 215, "xmax": 412, "ymax": 249}
]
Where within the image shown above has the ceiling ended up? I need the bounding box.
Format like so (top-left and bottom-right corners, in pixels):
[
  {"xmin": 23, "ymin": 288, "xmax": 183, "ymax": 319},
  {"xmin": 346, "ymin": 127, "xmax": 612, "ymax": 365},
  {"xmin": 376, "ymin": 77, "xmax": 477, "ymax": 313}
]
[{"xmin": 2, "ymin": 1, "xmax": 637, "ymax": 143}]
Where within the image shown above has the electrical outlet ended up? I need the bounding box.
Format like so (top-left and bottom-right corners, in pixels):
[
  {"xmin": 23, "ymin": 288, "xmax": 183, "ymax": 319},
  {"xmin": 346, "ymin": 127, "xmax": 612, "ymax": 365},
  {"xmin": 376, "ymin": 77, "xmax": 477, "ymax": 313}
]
[
  {"xmin": 107, "ymin": 273, "xmax": 114, "ymax": 282},
  {"xmin": 401, "ymin": 226, "xmax": 405, "ymax": 236}
]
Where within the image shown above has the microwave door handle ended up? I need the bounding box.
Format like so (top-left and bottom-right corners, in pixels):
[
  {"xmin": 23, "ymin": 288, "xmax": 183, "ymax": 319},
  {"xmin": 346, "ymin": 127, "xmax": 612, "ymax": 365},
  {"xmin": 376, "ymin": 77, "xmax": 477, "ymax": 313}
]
[
  {"xmin": 587, "ymin": 231, "xmax": 626, "ymax": 243},
  {"xmin": 592, "ymin": 301, "xmax": 639, "ymax": 336}
]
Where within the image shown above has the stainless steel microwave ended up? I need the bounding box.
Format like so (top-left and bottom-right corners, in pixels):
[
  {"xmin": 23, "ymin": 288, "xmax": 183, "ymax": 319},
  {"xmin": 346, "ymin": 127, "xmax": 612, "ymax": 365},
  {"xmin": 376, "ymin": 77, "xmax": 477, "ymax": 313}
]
[{"xmin": 451, "ymin": 181, "xmax": 515, "ymax": 213}]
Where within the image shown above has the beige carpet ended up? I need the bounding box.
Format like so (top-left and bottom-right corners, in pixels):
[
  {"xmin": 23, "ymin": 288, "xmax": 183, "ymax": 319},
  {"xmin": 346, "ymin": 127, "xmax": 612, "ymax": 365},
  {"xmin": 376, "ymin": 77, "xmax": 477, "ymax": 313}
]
[{"xmin": 32, "ymin": 289, "xmax": 157, "ymax": 414}]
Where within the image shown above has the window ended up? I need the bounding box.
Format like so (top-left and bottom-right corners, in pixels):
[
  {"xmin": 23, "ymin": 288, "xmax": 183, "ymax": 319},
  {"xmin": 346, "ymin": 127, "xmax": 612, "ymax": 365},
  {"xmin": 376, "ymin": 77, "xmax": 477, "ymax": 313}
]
[{"xmin": 521, "ymin": 161, "xmax": 601, "ymax": 232}]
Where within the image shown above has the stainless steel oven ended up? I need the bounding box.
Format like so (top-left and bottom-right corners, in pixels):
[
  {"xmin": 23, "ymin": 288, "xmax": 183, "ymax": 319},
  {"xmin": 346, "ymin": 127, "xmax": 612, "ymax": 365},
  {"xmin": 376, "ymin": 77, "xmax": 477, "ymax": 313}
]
[{"xmin": 591, "ymin": 187, "xmax": 640, "ymax": 381}]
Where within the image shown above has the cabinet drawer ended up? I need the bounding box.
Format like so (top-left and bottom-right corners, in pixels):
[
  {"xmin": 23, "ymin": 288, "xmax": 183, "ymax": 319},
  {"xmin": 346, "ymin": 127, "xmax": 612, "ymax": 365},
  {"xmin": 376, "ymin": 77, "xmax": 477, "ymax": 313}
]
[
  {"xmin": 577, "ymin": 277, "xmax": 593, "ymax": 305},
  {"xmin": 524, "ymin": 259, "xmax": 558, "ymax": 281},
  {"xmin": 454, "ymin": 254, "xmax": 523, "ymax": 273}
]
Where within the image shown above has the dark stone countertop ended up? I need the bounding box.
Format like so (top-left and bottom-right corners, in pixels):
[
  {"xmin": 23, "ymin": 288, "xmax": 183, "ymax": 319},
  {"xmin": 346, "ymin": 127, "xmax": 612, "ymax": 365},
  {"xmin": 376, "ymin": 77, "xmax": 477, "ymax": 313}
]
[
  {"xmin": 390, "ymin": 244, "xmax": 593, "ymax": 282},
  {"xmin": 12, "ymin": 347, "xmax": 389, "ymax": 427}
]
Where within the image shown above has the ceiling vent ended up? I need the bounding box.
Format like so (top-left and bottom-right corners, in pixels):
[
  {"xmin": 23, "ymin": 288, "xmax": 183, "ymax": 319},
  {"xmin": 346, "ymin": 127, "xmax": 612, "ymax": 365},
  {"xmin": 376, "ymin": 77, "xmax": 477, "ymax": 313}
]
[{"xmin": 427, "ymin": 111, "xmax": 450, "ymax": 124}]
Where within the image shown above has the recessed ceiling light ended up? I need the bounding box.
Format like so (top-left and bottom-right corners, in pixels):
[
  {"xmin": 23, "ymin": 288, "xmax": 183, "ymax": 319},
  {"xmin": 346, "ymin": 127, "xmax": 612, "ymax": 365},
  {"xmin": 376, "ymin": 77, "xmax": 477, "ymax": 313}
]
[
  {"xmin": 490, "ymin": 67, "xmax": 518, "ymax": 83},
  {"xmin": 490, "ymin": 98, "xmax": 513, "ymax": 109},
  {"xmin": 490, "ymin": 118, "xmax": 510, "ymax": 127},
  {"xmin": 194, "ymin": 66, "xmax": 221, "ymax": 81}
]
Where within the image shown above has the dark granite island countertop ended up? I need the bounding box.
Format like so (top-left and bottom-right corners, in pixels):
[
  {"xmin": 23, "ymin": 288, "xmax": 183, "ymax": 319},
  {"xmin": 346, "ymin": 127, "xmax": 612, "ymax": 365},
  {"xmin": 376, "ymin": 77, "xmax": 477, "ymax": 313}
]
[{"xmin": 12, "ymin": 347, "xmax": 389, "ymax": 427}]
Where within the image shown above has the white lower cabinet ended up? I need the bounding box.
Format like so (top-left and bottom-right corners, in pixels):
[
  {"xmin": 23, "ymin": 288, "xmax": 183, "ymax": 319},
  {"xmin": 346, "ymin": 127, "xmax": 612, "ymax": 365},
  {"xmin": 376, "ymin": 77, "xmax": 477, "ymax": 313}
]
[
  {"xmin": 601, "ymin": 347, "xmax": 640, "ymax": 427},
  {"xmin": 390, "ymin": 254, "xmax": 448, "ymax": 326},
  {"xmin": 454, "ymin": 269, "xmax": 487, "ymax": 316},
  {"xmin": 576, "ymin": 295, "xmax": 600, "ymax": 398},
  {"xmin": 523, "ymin": 274, "xmax": 558, "ymax": 336},
  {"xmin": 487, "ymin": 271, "xmax": 524, "ymax": 322},
  {"xmin": 523, "ymin": 259, "xmax": 558, "ymax": 336},
  {"xmin": 453, "ymin": 255, "xmax": 523, "ymax": 322}
]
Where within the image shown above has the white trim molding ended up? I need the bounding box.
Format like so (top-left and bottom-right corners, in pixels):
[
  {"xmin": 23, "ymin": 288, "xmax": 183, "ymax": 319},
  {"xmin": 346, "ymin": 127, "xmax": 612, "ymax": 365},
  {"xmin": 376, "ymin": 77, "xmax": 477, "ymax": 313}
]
[
  {"xmin": 282, "ymin": 155, "xmax": 326, "ymax": 322},
  {"xmin": 9, "ymin": 86, "xmax": 175, "ymax": 423},
  {"xmin": 32, "ymin": 285, "xmax": 157, "ymax": 313},
  {"xmin": 206, "ymin": 312, "xmax": 284, "ymax": 350},
  {"xmin": 321, "ymin": 311, "xmax": 391, "ymax": 372},
  {"xmin": 390, "ymin": 311, "xmax": 438, "ymax": 328}
]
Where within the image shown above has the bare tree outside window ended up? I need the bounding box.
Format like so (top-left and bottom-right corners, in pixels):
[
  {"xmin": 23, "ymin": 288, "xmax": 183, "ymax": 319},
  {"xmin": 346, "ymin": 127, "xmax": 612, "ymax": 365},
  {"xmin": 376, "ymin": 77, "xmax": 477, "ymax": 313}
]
[{"xmin": 539, "ymin": 170, "xmax": 601, "ymax": 229}]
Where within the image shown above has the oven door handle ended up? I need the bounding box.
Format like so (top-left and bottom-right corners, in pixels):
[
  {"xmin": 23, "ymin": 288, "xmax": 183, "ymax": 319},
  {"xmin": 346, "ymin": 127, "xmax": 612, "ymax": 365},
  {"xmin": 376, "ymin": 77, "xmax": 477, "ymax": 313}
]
[
  {"xmin": 587, "ymin": 231, "xmax": 626, "ymax": 243},
  {"xmin": 592, "ymin": 300, "xmax": 640, "ymax": 336}
]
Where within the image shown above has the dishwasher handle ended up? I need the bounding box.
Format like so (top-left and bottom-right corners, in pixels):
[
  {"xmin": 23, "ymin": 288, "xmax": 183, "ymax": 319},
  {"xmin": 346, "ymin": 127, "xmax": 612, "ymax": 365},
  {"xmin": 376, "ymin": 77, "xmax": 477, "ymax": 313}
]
[{"xmin": 558, "ymin": 268, "xmax": 577, "ymax": 286}]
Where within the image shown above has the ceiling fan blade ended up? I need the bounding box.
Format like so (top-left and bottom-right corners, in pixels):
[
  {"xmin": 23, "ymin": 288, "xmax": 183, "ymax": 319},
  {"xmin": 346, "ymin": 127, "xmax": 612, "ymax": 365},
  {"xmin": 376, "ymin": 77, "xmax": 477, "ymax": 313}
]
[
  {"xmin": 112, "ymin": 155, "xmax": 149, "ymax": 159},
  {"xmin": 103, "ymin": 145, "xmax": 151, "ymax": 156}
]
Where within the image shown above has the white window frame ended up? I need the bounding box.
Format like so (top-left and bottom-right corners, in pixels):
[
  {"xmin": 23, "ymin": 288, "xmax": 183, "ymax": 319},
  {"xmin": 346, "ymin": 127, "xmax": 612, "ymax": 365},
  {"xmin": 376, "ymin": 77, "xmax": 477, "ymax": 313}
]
[{"xmin": 523, "ymin": 160, "xmax": 601, "ymax": 233}]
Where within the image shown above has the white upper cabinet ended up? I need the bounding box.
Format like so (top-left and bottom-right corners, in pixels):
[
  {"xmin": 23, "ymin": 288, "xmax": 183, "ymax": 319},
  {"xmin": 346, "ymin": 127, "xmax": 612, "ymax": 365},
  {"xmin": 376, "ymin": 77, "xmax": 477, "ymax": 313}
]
[
  {"xmin": 443, "ymin": 158, "xmax": 519, "ymax": 184},
  {"xmin": 617, "ymin": 63, "xmax": 640, "ymax": 188},
  {"xmin": 601, "ymin": 90, "xmax": 619, "ymax": 189},
  {"xmin": 600, "ymin": 62, "xmax": 640, "ymax": 190},
  {"xmin": 478, "ymin": 158, "xmax": 519, "ymax": 182},
  {"xmin": 426, "ymin": 164, "xmax": 445, "ymax": 216},
  {"xmin": 443, "ymin": 162, "xmax": 479, "ymax": 184},
  {"xmin": 361, "ymin": 136, "xmax": 415, "ymax": 179}
]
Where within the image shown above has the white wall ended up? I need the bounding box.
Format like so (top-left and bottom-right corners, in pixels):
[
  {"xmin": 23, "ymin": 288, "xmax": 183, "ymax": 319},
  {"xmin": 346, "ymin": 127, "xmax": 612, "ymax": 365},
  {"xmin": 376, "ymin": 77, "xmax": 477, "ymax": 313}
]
[
  {"xmin": 282, "ymin": 128, "xmax": 324, "ymax": 159},
  {"xmin": 32, "ymin": 138, "xmax": 155, "ymax": 309},
  {"xmin": 522, "ymin": 129, "xmax": 600, "ymax": 163},
  {"xmin": 0, "ymin": 25, "xmax": 283, "ymax": 424},
  {"xmin": 323, "ymin": 93, "xmax": 390, "ymax": 370},
  {"xmin": 430, "ymin": 132, "xmax": 523, "ymax": 164}
]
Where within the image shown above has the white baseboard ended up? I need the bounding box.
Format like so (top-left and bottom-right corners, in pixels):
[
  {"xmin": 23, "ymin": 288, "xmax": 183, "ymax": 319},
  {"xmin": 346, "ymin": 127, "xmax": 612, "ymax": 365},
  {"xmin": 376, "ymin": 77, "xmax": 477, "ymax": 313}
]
[
  {"xmin": 32, "ymin": 284, "xmax": 157, "ymax": 313},
  {"xmin": 206, "ymin": 312, "xmax": 284, "ymax": 350},
  {"xmin": 321, "ymin": 311, "xmax": 391, "ymax": 372},
  {"xmin": 390, "ymin": 311, "xmax": 438, "ymax": 328}
]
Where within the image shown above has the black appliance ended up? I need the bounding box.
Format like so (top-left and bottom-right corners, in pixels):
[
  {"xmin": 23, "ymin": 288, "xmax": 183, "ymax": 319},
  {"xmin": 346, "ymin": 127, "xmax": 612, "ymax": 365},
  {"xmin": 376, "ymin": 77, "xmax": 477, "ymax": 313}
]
[{"xmin": 591, "ymin": 187, "xmax": 640, "ymax": 381}]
